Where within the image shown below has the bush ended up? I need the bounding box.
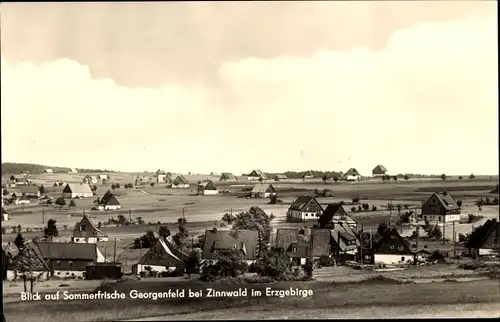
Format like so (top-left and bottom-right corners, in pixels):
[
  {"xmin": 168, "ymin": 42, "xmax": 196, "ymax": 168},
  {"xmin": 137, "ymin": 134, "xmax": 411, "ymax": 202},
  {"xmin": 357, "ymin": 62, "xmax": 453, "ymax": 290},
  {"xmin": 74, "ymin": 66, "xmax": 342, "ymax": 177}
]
[
  {"xmin": 200, "ymin": 249, "xmax": 248, "ymax": 282},
  {"xmin": 351, "ymin": 206, "xmax": 357, "ymax": 212},
  {"xmin": 352, "ymin": 197, "xmax": 360, "ymax": 204},
  {"xmin": 371, "ymin": 205, "xmax": 378, "ymax": 212}
]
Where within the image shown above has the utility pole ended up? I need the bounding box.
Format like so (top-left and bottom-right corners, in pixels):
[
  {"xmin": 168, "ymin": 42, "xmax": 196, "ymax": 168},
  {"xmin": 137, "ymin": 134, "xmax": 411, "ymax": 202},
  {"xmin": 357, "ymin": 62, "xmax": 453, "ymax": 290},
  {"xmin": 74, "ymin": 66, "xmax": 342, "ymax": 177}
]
[
  {"xmin": 113, "ymin": 238, "xmax": 117, "ymax": 263},
  {"xmin": 442, "ymin": 221, "xmax": 446, "ymax": 245},
  {"xmin": 453, "ymin": 221, "xmax": 456, "ymax": 257},
  {"xmin": 42, "ymin": 208, "xmax": 45, "ymax": 226}
]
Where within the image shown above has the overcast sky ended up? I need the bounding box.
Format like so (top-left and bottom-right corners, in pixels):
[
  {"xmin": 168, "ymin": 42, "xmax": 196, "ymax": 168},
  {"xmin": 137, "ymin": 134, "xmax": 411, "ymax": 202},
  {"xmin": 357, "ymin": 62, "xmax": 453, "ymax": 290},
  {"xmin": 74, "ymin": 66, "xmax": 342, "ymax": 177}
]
[{"xmin": 1, "ymin": 1, "xmax": 498, "ymax": 175}]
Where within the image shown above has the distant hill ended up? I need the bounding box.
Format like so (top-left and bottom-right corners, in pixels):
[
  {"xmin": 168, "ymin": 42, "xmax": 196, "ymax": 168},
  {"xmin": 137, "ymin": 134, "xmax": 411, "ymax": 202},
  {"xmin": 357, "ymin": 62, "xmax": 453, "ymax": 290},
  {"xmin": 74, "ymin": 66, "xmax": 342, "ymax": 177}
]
[{"xmin": 1, "ymin": 162, "xmax": 114, "ymax": 175}]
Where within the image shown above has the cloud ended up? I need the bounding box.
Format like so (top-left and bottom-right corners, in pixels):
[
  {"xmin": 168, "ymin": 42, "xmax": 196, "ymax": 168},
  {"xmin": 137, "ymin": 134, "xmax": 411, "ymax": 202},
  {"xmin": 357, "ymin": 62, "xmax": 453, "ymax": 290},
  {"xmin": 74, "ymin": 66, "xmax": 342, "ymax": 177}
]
[{"xmin": 1, "ymin": 14, "xmax": 497, "ymax": 175}]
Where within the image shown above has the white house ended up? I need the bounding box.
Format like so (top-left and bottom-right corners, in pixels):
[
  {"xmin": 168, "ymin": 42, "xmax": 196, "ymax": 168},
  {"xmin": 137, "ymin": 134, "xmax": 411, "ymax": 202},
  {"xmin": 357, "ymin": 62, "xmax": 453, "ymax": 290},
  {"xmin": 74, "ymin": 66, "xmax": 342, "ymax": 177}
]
[
  {"xmin": 246, "ymin": 169, "xmax": 267, "ymax": 181},
  {"xmin": 421, "ymin": 192, "xmax": 461, "ymax": 224},
  {"xmin": 82, "ymin": 175, "xmax": 99, "ymax": 184},
  {"xmin": 44, "ymin": 169, "xmax": 53, "ymax": 173},
  {"xmin": 69, "ymin": 168, "xmax": 78, "ymax": 173},
  {"xmin": 1, "ymin": 207, "xmax": 9, "ymax": 221},
  {"xmin": 171, "ymin": 175, "xmax": 190, "ymax": 189},
  {"xmin": 71, "ymin": 214, "xmax": 109, "ymax": 243},
  {"xmin": 373, "ymin": 228, "xmax": 415, "ymax": 265},
  {"xmin": 197, "ymin": 180, "xmax": 218, "ymax": 195},
  {"xmin": 62, "ymin": 183, "xmax": 94, "ymax": 199},
  {"xmin": 250, "ymin": 183, "xmax": 277, "ymax": 198},
  {"xmin": 98, "ymin": 174, "xmax": 109, "ymax": 181},
  {"xmin": 287, "ymin": 196, "xmax": 324, "ymax": 221},
  {"xmin": 343, "ymin": 168, "xmax": 362, "ymax": 181},
  {"xmin": 132, "ymin": 237, "xmax": 187, "ymax": 275},
  {"xmin": 154, "ymin": 170, "xmax": 168, "ymax": 183},
  {"xmin": 372, "ymin": 165, "xmax": 388, "ymax": 177},
  {"xmin": 11, "ymin": 193, "xmax": 31, "ymax": 205},
  {"xmin": 97, "ymin": 191, "xmax": 121, "ymax": 211}
]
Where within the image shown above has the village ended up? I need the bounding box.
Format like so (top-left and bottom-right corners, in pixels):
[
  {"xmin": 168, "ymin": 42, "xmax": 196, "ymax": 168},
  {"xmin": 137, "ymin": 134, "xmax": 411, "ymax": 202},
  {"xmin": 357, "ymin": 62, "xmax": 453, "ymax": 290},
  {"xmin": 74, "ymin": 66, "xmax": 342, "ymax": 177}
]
[{"xmin": 2, "ymin": 166, "xmax": 499, "ymax": 290}]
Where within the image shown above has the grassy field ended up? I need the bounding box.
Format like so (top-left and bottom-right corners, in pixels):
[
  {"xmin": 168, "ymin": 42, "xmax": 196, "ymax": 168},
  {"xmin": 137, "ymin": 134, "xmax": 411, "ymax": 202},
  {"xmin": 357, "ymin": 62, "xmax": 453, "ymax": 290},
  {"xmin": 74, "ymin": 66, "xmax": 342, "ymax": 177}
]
[{"xmin": 3, "ymin": 278, "xmax": 499, "ymax": 321}]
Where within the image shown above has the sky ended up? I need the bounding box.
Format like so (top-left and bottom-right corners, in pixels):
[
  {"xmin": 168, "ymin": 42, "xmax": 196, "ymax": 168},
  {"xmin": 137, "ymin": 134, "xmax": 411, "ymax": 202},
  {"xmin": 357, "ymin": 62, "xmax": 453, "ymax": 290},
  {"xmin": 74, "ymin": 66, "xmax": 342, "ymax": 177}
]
[{"xmin": 1, "ymin": 1, "xmax": 498, "ymax": 175}]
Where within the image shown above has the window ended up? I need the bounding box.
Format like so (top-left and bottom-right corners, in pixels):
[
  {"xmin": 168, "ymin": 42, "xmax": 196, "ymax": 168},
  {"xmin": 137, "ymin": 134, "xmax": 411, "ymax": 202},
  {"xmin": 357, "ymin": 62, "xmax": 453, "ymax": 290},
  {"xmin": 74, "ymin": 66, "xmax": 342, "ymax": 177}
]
[
  {"xmin": 424, "ymin": 216, "xmax": 427, "ymax": 220},
  {"xmin": 438, "ymin": 217, "xmax": 442, "ymax": 222},
  {"xmin": 390, "ymin": 245, "xmax": 395, "ymax": 250},
  {"xmin": 398, "ymin": 246, "xmax": 404, "ymax": 251},
  {"xmin": 292, "ymin": 247, "xmax": 297, "ymax": 252},
  {"xmin": 80, "ymin": 225, "xmax": 86, "ymax": 231},
  {"xmin": 401, "ymin": 256, "xmax": 405, "ymax": 262}
]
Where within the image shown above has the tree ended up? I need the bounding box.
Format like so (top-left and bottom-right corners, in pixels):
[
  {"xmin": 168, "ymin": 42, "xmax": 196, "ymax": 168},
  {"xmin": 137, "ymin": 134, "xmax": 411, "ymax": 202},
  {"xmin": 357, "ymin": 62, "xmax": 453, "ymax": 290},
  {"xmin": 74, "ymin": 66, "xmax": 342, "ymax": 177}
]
[
  {"xmin": 392, "ymin": 176, "xmax": 398, "ymax": 182},
  {"xmin": 404, "ymin": 174, "xmax": 410, "ymax": 183},
  {"xmin": 134, "ymin": 230, "xmax": 157, "ymax": 248},
  {"xmin": 44, "ymin": 219, "xmax": 59, "ymax": 240},
  {"xmin": 186, "ymin": 250, "xmax": 201, "ymax": 277},
  {"xmin": 441, "ymin": 174, "xmax": 447, "ymax": 181},
  {"xmin": 158, "ymin": 225, "xmax": 171, "ymax": 238},
  {"xmin": 387, "ymin": 203, "xmax": 394, "ymax": 211},
  {"xmin": 382, "ymin": 175, "xmax": 387, "ymax": 184},
  {"xmin": 69, "ymin": 200, "xmax": 76, "ymax": 207},
  {"xmin": 457, "ymin": 200, "xmax": 463, "ymax": 208},
  {"xmin": 92, "ymin": 185, "xmax": 98, "ymax": 193},
  {"xmin": 258, "ymin": 177, "xmax": 263, "ymax": 183},
  {"xmin": 222, "ymin": 213, "xmax": 237, "ymax": 225},
  {"xmin": 333, "ymin": 176, "xmax": 339, "ymax": 183},
  {"xmin": 469, "ymin": 174, "xmax": 475, "ymax": 180},
  {"xmin": 269, "ymin": 194, "xmax": 278, "ymax": 204},
  {"xmin": 55, "ymin": 197, "xmax": 66, "ymax": 206},
  {"xmin": 396, "ymin": 204, "xmax": 402, "ymax": 216},
  {"xmin": 150, "ymin": 182, "xmax": 155, "ymax": 187},
  {"xmin": 352, "ymin": 197, "xmax": 360, "ymax": 204},
  {"xmin": 377, "ymin": 223, "xmax": 389, "ymax": 237},
  {"xmin": 322, "ymin": 175, "xmax": 328, "ymax": 184},
  {"xmin": 2, "ymin": 189, "xmax": 9, "ymax": 196},
  {"xmin": 111, "ymin": 184, "xmax": 116, "ymax": 190},
  {"xmin": 117, "ymin": 214, "xmax": 127, "ymax": 225},
  {"xmin": 136, "ymin": 217, "xmax": 145, "ymax": 225},
  {"xmin": 39, "ymin": 185, "xmax": 46, "ymax": 194},
  {"xmin": 200, "ymin": 248, "xmax": 248, "ymax": 281},
  {"xmin": 458, "ymin": 176, "xmax": 463, "ymax": 180},
  {"xmin": 14, "ymin": 232, "xmax": 25, "ymax": 249},
  {"xmin": 362, "ymin": 203, "xmax": 370, "ymax": 211},
  {"xmin": 232, "ymin": 207, "xmax": 274, "ymax": 256}
]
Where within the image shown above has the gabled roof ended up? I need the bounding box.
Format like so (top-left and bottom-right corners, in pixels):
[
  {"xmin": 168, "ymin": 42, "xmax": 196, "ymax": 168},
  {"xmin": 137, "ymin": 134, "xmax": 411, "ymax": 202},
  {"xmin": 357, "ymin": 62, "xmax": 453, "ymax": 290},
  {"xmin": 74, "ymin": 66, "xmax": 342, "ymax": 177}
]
[
  {"xmin": 74, "ymin": 214, "xmax": 107, "ymax": 237},
  {"xmin": 344, "ymin": 168, "xmax": 361, "ymax": 176},
  {"xmin": 65, "ymin": 183, "xmax": 93, "ymax": 194},
  {"xmin": 219, "ymin": 173, "xmax": 237, "ymax": 180},
  {"xmin": 1, "ymin": 207, "xmax": 8, "ymax": 215},
  {"xmin": 251, "ymin": 183, "xmax": 276, "ymax": 194},
  {"xmin": 173, "ymin": 175, "xmax": 189, "ymax": 185},
  {"xmin": 467, "ymin": 219, "xmax": 500, "ymax": 249},
  {"xmin": 330, "ymin": 224, "xmax": 360, "ymax": 252},
  {"xmin": 425, "ymin": 192, "xmax": 460, "ymax": 211},
  {"xmin": 249, "ymin": 169, "xmax": 267, "ymax": 179},
  {"xmin": 9, "ymin": 242, "xmax": 51, "ymax": 272},
  {"xmin": 198, "ymin": 180, "xmax": 217, "ymax": 190},
  {"xmin": 302, "ymin": 171, "xmax": 314, "ymax": 177},
  {"xmin": 156, "ymin": 169, "xmax": 167, "ymax": 175},
  {"xmin": 202, "ymin": 230, "xmax": 259, "ymax": 260},
  {"xmin": 274, "ymin": 174, "xmax": 288, "ymax": 179},
  {"xmin": 318, "ymin": 203, "xmax": 354, "ymax": 227},
  {"xmin": 289, "ymin": 196, "xmax": 323, "ymax": 212},
  {"xmin": 99, "ymin": 191, "xmax": 121, "ymax": 206},
  {"xmin": 275, "ymin": 228, "xmax": 330, "ymax": 258},
  {"xmin": 36, "ymin": 241, "xmax": 100, "ymax": 260},
  {"xmin": 138, "ymin": 238, "xmax": 187, "ymax": 267},
  {"xmin": 372, "ymin": 165, "xmax": 387, "ymax": 173},
  {"xmin": 19, "ymin": 193, "xmax": 30, "ymax": 200},
  {"xmin": 374, "ymin": 227, "xmax": 414, "ymax": 255}
]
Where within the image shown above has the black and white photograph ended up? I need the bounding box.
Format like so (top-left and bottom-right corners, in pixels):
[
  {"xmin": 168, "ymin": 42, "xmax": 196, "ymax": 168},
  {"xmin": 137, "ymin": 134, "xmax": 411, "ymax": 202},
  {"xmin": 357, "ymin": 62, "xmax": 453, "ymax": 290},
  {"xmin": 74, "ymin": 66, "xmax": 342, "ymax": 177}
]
[{"xmin": 1, "ymin": 1, "xmax": 499, "ymax": 321}]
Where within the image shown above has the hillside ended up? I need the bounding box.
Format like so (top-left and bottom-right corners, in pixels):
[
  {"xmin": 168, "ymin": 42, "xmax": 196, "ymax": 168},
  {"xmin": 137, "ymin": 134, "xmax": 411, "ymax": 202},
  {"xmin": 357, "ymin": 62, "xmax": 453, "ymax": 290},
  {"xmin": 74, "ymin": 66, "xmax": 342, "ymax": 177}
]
[{"xmin": 1, "ymin": 162, "xmax": 113, "ymax": 175}]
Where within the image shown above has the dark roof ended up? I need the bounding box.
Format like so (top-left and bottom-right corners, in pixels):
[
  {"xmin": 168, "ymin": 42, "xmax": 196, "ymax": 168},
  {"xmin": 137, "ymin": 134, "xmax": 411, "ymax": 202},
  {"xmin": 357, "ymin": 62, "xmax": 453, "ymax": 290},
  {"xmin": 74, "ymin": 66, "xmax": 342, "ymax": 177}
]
[
  {"xmin": 431, "ymin": 192, "xmax": 459, "ymax": 210},
  {"xmin": 202, "ymin": 230, "xmax": 259, "ymax": 260},
  {"xmin": 74, "ymin": 214, "xmax": 107, "ymax": 237},
  {"xmin": 220, "ymin": 173, "xmax": 237, "ymax": 180},
  {"xmin": 372, "ymin": 165, "xmax": 387, "ymax": 173},
  {"xmin": 374, "ymin": 227, "xmax": 414, "ymax": 255},
  {"xmin": 1, "ymin": 207, "xmax": 8, "ymax": 215},
  {"xmin": 198, "ymin": 180, "xmax": 217, "ymax": 190},
  {"xmin": 99, "ymin": 191, "xmax": 121, "ymax": 206},
  {"xmin": 36, "ymin": 242, "xmax": 100, "ymax": 260},
  {"xmin": 19, "ymin": 193, "xmax": 30, "ymax": 200},
  {"xmin": 138, "ymin": 238, "xmax": 187, "ymax": 267},
  {"xmin": 467, "ymin": 219, "xmax": 500, "ymax": 249},
  {"xmin": 249, "ymin": 169, "xmax": 267, "ymax": 179},
  {"xmin": 344, "ymin": 168, "xmax": 361, "ymax": 176},
  {"xmin": 311, "ymin": 229, "xmax": 331, "ymax": 257},
  {"xmin": 274, "ymin": 174, "xmax": 288, "ymax": 179},
  {"xmin": 289, "ymin": 196, "xmax": 323, "ymax": 211},
  {"xmin": 251, "ymin": 183, "xmax": 276, "ymax": 194},
  {"xmin": 318, "ymin": 203, "xmax": 347, "ymax": 227},
  {"xmin": 275, "ymin": 228, "xmax": 330, "ymax": 258},
  {"xmin": 10, "ymin": 243, "xmax": 51, "ymax": 272},
  {"xmin": 173, "ymin": 175, "xmax": 189, "ymax": 185}
]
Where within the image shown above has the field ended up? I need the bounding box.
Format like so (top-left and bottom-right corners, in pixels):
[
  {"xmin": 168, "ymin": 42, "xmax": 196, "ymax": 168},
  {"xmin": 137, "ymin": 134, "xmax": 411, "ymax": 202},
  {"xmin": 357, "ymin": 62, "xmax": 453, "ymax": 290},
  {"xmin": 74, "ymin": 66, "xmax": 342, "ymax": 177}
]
[{"xmin": 3, "ymin": 173, "xmax": 499, "ymax": 272}]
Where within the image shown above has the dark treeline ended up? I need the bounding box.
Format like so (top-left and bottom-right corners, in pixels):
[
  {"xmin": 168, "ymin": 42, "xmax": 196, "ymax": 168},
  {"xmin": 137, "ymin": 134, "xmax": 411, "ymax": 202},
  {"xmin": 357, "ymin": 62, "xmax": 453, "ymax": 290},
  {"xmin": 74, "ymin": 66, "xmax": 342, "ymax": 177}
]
[{"xmin": 2, "ymin": 162, "xmax": 113, "ymax": 175}]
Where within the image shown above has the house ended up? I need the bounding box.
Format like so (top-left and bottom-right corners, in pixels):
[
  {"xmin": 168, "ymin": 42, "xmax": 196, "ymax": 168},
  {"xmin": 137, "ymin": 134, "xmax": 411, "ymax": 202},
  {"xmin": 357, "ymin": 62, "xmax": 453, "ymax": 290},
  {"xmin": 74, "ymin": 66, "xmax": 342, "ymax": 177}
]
[
  {"xmin": 36, "ymin": 241, "xmax": 105, "ymax": 278},
  {"xmin": 274, "ymin": 174, "xmax": 288, "ymax": 181},
  {"xmin": 82, "ymin": 175, "xmax": 99, "ymax": 184},
  {"xmin": 421, "ymin": 192, "xmax": 461, "ymax": 223},
  {"xmin": 343, "ymin": 168, "xmax": 361, "ymax": 181},
  {"xmin": 371, "ymin": 228, "xmax": 415, "ymax": 265},
  {"xmin": 172, "ymin": 175, "xmax": 190, "ymax": 189},
  {"xmin": 132, "ymin": 238, "xmax": 188, "ymax": 275},
  {"xmin": 97, "ymin": 191, "xmax": 121, "ymax": 211},
  {"xmin": 287, "ymin": 196, "xmax": 324, "ymax": 221},
  {"xmin": 72, "ymin": 213, "xmax": 109, "ymax": 243},
  {"xmin": 153, "ymin": 170, "xmax": 168, "ymax": 183},
  {"xmin": 69, "ymin": 168, "xmax": 78, "ymax": 173},
  {"xmin": 197, "ymin": 180, "xmax": 218, "ymax": 195},
  {"xmin": 273, "ymin": 228, "xmax": 331, "ymax": 265},
  {"xmin": 11, "ymin": 176, "xmax": 29, "ymax": 186},
  {"xmin": 250, "ymin": 183, "xmax": 277, "ymax": 198},
  {"xmin": 45, "ymin": 169, "xmax": 53, "ymax": 173},
  {"xmin": 302, "ymin": 171, "xmax": 314, "ymax": 179},
  {"xmin": 219, "ymin": 173, "xmax": 237, "ymax": 181},
  {"xmin": 1, "ymin": 207, "xmax": 9, "ymax": 221},
  {"xmin": 135, "ymin": 175, "xmax": 151, "ymax": 186},
  {"xmin": 62, "ymin": 183, "xmax": 93, "ymax": 199},
  {"xmin": 372, "ymin": 165, "xmax": 388, "ymax": 177},
  {"xmin": 202, "ymin": 229, "xmax": 259, "ymax": 265},
  {"xmin": 5, "ymin": 242, "xmax": 51, "ymax": 281},
  {"xmin": 11, "ymin": 193, "xmax": 31, "ymax": 205},
  {"xmin": 21, "ymin": 186, "xmax": 41, "ymax": 199},
  {"xmin": 329, "ymin": 224, "xmax": 361, "ymax": 258},
  {"xmin": 317, "ymin": 203, "xmax": 357, "ymax": 230},
  {"xmin": 98, "ymin": 174, "xmax": 109, "ymax": 181},
  {"xmin": 467, "ymin": 219, "xmax": 499, "ymax": 258},
  {"xmin": 247, "ymin": 169, "xmax": 267, "ymax": 181}
]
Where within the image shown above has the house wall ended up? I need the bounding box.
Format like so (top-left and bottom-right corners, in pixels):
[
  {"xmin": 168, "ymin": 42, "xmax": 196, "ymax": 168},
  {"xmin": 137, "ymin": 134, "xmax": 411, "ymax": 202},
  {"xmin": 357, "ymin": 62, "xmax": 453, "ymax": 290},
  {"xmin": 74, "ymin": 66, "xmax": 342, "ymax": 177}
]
[
  {"xmin": 422, "ymin": 214, "xmax": 461, "ymax": 223},
  {"xmin": 6, "ymin": 270, "xmax": 49, "ymax": 281},
  {"xmin": 132, "ymin": 264, "xmax": 178, "ymax": 275},
  {"xmin": 345, "ymin": 175, "xmax": 360, "ymax": 181},
  {"xmin": 157, "ymin": 175, "xmax": 167, "ymax": 182},
  {"xmin": 374, "ymin": 253, "xmax": 414, "ymax": 265},
  {"xmin": 478, "ymin": 248, "xmax": 497, "ymax": 256},
  {"xmin": 96, "ymin": 248, "xmax": 106, "ymax": 262},
  {"xmin": 248, "ymin": 177, "xmax": 260, "ymax": 181},
  {"xmin": 98, "ymin": 205, "xmax": 121, "ymax": 211},
  {"xmin": 71, "ymin": 237, "xmax": 108, "ymax": 243},
  {"xmin": 53, "ymin": 270, "xmax": 85, "ymax": 278},
  {"xmin": 63, "ymin": 192, "xmax": 93, "ymax": 199},
  {"xmin": 289, "ymin": 210, "xmax": 322, "ymax": 220},
  {"xmin": 18, "ymin": 199, "xmax": 30, "ymax": 205},
  {"xmin": 172, "ymin": 184, "xmax": 190, "ymax": 189},
  {"xmin": 203, "ymin": 190, "xmax": 218, "ymax": 195}
]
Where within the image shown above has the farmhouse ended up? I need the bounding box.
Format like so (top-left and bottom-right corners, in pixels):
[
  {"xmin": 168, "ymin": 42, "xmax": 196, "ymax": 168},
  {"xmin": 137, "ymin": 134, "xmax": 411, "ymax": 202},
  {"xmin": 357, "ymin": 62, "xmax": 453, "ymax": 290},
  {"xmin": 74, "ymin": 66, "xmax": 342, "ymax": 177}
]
[
  {"xmin": 21, "ymin": 186, "xmax": 41, "ymax": 199},
  {"xmin": 317, "ymin": 203, "xmax": 357, "ymax": 230},
  {"xmin": 467, "ymin": 219, "xmax": 499, "ymax": 258},
  {"xmin": 421, "ymin": 192, "xmax": 461, "ymax": 223},
  {"xmin": 250, "ymin": 183, "xmax": 277, "ymax": 198},
  {"xmin": 97, "ymin": 191, "xmax": 121, "ymax": 211},
  {"xmin": 219, "ymin": 173, "xmax": 237, "ymax": 181},
  {"xmin": 372, "ymin": 165, "xmax": 388, "ymax": 177},
  {"xmin": 197, "ymin": 180, "xmax": 218, "ymax": 195},
  {"xmin": 10, "ymin": 176, "xmax": 29, "ymax": 186},
  {"xmin": 172, "ymin": 175, "xmax": 190, "ymax": 189},
  {"xmin": 132, "ymin": 238, "xmax": 188, "ymax": 275},
  {"xmin": 274, "ymin": 174, "xmax": 288, "ymax": 181},
  {"xmin": 274, "ymin": 228, "xmax": 330, "ymax": 265},
  {"xmin": 82, "ymin": 175, "xmax": 99, "ymax": 184},
  {"xmin": 5, "ymin": 242, "xmax": 51, "ymax": 281},
  {"xmin": 71, "ymin": 213, "xmax": 109, "ymax": 243},
  {"xmin": 36, "ymin": 241, "xmax": 105, "ymax": 278},
  {"xmin": 135, "ymin": 175, "xmax": 152, "ymax": 186},
  {"xmin": 287, "ymin": 196, "xmax": 324, "ymax": 221},
  {"xmin": 371, "ymin": 228, "xmax": 415, "ymax": 266},
  {"xmin": 62, "ymin": 183, "xmax": 94, "ymax": 199},
  {"xmin": 247, "ymin": 169, "xmax": 267, "ymax": 181},
  {"xmin": 302, "ymin": 171, "xmax": 314, "ymax": 179},
  {"xmin": 44, "ymin": 169, "xmax": 53, "ymax": 173},
  {"xmin": 330, "ymin": 224, "xmax": 360, "ymax": 258},
  {"xmin": 1, "ymin": 207, "xmax": 9, "ymax": 221},
  {"xmin": 202, "ymin": 229, "xmax": 259, "ymax": 265},
  {"xmin": 98, "ymin": 174, "xmax": 109, "ymax": 181},
  {"xmin": 343, "ymin": 168, "xmax": 361, "ymax": 181},
  {"xmin": 153, "ymin": 170, "xmax": 168, "ymax": 183},
  {"xmin": 11, "ymin": 193, "xmax": 31, "ymax": 205},
  {"xmin": 69, "ymin": 168, "xmax": 78, "ymax": 173}
]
